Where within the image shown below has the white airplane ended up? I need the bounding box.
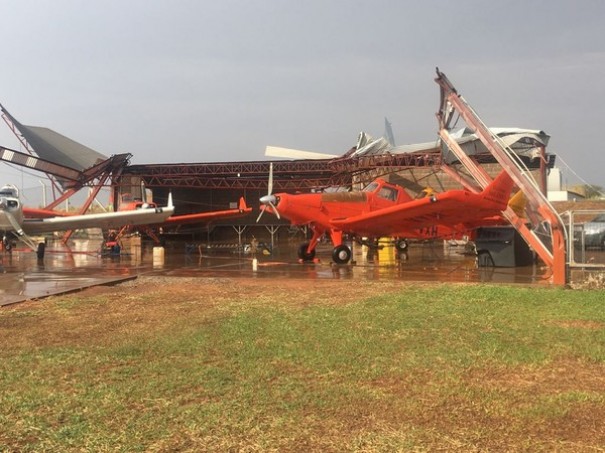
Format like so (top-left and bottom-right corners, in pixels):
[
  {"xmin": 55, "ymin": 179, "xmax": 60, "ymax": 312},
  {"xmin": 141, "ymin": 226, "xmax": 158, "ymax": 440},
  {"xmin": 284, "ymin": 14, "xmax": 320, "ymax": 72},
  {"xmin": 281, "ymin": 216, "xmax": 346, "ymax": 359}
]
[{"xmin": 0, "ymin": 184, "xmax": 174, "ymax": 258}]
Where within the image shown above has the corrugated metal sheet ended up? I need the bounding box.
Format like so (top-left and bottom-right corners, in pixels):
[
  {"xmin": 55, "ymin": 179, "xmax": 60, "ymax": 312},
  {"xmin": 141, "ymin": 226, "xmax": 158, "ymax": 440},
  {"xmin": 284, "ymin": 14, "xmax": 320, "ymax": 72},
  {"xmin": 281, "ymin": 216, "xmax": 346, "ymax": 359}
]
[
  {"xmin": 16, "ymin": 125, "xmax": 107, "ymax": 170},
  {"xmin": 1, "ymin": 104, "xmax": 107, "ymax": 171}
]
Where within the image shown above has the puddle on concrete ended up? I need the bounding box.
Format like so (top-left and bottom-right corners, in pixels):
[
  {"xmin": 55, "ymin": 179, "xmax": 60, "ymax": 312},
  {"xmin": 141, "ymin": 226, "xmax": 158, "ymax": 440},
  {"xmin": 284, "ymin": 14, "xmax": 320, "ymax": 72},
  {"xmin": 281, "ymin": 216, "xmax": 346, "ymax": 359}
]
[{"xmin": 1, "ymin": 239, "xmax": 551, "ymax": 306}]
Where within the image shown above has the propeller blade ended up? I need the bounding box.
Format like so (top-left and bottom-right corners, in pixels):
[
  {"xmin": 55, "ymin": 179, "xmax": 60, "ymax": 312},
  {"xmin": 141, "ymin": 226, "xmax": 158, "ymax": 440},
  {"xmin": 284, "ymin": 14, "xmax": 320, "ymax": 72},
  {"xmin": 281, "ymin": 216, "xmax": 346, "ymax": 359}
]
[
  {"xmin": 257, "ymin": 162, "xmax": 280, "ymax": 222},
  {"xmin": 268, "ymin": 202, "xmax": 281, "ymax": 220},
  {"xmin": 267, "ymin": 162, "xmax": 273, "ymax": 197},
  {"xmin": 5, "ymin": 211, "xmax": 41, "ymax": 251},
  {"xmin": 5, "ymin": 210, "xmax": 25, "ymax": 236}
]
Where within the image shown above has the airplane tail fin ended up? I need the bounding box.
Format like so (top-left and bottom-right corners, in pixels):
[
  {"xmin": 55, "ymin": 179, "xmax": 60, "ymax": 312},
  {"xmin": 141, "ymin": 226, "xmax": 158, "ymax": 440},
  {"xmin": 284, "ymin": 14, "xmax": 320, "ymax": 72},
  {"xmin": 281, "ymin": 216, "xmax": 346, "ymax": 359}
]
[
  {"xmin": 482, "ymin": 170, "xmax": 515, "ymax": 208},
  {"xmin": 167, "ymin": 192, "xmax": 174, "ymax": 209},
  {"xmin": 238, "ymin": 197, "xmax": 248, "ymax": 211}
]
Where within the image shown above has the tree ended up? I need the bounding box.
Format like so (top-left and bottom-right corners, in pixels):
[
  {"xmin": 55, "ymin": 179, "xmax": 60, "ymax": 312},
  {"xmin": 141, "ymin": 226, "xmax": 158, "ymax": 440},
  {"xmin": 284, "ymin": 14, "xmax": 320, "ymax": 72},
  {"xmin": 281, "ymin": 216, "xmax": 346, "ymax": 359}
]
[{"xmin": 570, "ymin": 184, "xmax": 605, "ymax": 199}]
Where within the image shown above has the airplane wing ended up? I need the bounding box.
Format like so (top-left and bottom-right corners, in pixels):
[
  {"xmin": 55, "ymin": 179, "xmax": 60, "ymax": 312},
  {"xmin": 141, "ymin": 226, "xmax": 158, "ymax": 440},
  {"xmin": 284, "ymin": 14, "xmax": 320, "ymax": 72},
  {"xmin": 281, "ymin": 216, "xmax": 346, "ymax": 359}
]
[
  {"xmin": 331, "ymin": 191, "xmax": 505, "ymax": 237},
  {"xmin": 23, "ymin": 207, "xmax": 70, "ymax": 219},
  {"xmin": 162, "ymin": 198, "xmax": 252, "ymax": 226},
  {"xmin": 21, "ymin": 205, "xmax": 175, "ymax": 235}
]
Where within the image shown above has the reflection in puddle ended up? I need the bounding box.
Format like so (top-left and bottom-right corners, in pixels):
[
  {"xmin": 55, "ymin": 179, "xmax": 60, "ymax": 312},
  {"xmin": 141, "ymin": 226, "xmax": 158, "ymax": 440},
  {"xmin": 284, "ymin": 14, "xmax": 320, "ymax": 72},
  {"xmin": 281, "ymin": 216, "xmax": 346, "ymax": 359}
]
[{"xmin": 1, "ymin": 238, "xmax": 551, "ymax": 306}]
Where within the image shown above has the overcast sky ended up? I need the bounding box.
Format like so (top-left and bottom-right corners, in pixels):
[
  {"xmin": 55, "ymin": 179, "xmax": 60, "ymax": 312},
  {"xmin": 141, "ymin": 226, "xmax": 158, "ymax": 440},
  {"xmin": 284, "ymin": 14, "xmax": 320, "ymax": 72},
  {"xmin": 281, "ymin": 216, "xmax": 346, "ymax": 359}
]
[{"xmin": 1, "ymin": 0, "xmax": 604, "ymax": 193}]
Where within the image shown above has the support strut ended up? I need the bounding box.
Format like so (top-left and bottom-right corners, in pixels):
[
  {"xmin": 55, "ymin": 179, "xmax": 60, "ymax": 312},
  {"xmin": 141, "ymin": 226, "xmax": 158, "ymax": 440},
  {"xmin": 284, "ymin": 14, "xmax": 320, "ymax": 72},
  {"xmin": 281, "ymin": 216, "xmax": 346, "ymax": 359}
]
[{"xmin": 435, "ymin": 68, "xmax": 567, "ymax": 285}]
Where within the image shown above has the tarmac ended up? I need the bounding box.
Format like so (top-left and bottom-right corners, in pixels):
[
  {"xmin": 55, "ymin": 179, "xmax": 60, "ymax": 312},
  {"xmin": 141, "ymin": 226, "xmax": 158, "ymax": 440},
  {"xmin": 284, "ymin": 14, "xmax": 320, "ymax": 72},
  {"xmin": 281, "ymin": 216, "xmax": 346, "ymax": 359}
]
[{"xmin": 0, "ymin": 239, "xmax": 552, "ymax": 307}]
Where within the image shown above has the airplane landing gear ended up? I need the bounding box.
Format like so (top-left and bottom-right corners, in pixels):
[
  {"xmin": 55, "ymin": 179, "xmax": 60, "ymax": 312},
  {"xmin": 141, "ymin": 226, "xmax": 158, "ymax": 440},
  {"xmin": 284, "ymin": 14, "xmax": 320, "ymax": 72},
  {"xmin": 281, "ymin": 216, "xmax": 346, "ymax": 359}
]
[
  {"xmin": 36, "ymin": 243, "xmax": 46, "ymax": 260},
  {"xmin": 332, "ymin": 244, "xmax": 352, "ymax": 264},
  {"xmin": 2, "ymin": 236, "xmax": 12, "ymax": 253},
  {"xmin": 298, "ymin": 242, "xmax": 316, "ymax": 261},
  {"xmin": 395, "ymin": 239, "xmax": 408, "ymax": 252}
]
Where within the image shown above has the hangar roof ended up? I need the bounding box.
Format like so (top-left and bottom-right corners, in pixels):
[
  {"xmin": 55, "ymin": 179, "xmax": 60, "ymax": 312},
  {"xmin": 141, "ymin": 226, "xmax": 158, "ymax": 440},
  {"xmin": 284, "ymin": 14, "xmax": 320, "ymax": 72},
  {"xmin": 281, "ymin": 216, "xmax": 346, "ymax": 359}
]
[{"xmin": 1, "ymin": 104, "xmax": 107, "ymax": 171}]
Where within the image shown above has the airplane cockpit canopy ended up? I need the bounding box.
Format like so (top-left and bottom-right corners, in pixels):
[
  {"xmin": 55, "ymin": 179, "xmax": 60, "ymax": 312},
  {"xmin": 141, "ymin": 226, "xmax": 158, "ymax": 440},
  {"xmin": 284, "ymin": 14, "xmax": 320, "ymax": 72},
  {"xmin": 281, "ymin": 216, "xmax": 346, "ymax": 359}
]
[
  {"xmin": 363, "ymin": 181, "xmax": 380, "ymax": 193},
  {"xmin": 377, "ymin": 186, "xmax": 398, "ymax": 202},
  {"xmin": 0, "ymin": 185, "xmax": 19, "ymax": 198}
]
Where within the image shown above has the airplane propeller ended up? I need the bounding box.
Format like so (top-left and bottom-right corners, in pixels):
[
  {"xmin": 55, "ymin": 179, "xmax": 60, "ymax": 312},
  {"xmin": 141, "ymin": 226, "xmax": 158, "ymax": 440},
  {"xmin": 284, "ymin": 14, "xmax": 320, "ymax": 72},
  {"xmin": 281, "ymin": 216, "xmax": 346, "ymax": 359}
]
[
  {"xmin": 0, "ymin": 196, "xmax": 24, "ymax": 237},
  {"xmin": 1, "ymin": 199, "xmax": 39, "ymax": 251},
  {"xmin": 257, "ymin": 162, "xmax": 281, "ymax": 222},
  {"xmin": 4, "ymin": 209, "xmax": 24, "ymax": 237}
]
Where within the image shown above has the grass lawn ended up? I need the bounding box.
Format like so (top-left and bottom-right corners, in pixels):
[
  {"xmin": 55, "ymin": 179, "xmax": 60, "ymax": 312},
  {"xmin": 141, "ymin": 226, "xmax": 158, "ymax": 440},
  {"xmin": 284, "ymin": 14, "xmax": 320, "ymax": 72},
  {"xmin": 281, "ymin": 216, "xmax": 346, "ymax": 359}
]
[{"xmin": 1, "ymin": 277, "xmax": 604, "ymax": 452}]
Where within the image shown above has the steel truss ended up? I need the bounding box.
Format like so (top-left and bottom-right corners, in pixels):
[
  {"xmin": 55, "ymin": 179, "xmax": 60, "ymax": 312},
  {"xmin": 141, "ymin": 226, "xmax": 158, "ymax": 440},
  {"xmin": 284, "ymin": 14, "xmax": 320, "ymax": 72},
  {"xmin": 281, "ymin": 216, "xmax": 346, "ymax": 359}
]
[
  {"xmin": 435, "ymin": 68, "xmax": 566, "ymax": 285},
  {"xmin": 123, "ymin": 150, "xmax": 444, "ymax": 191},
  {"xmin": 124, "ymin": 160, "xmax": 343, "ymax": 190}
]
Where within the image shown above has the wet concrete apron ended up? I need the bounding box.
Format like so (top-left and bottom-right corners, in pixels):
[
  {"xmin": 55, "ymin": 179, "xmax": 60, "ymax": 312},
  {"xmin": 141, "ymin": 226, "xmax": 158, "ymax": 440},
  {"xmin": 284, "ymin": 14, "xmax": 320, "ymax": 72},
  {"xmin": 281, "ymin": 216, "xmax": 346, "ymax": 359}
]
[{"xmin": 0, "ymin": 240, "xmax": 550, "ymax": 306}]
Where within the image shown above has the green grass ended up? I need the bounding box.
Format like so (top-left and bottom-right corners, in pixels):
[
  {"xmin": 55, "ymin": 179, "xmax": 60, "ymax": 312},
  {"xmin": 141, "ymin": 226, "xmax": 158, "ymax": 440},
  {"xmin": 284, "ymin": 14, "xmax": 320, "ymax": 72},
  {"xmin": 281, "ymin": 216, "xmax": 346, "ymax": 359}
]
[{"xmin": 1, "ymin": 284, "xmax": 605, "ymax": 451}]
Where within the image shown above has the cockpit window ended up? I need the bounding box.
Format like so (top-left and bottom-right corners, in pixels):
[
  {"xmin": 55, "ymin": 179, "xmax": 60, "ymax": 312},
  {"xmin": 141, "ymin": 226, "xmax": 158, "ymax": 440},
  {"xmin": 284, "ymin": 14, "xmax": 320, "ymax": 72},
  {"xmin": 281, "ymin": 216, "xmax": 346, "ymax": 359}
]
[
  {"xmin": 377, "ymin": 186, "xmax": 397, "ymax": 202},
  {"xmin": 362, "ymin": 182, "xmax": 379, "ymax": 193}
]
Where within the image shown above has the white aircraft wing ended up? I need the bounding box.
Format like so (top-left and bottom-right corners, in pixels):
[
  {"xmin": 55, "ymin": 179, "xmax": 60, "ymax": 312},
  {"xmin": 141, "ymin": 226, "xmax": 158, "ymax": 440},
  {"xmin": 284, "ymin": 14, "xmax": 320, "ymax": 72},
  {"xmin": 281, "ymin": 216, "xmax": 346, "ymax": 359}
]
[
  {"xmin": 21, "ymin": 205, "xmax": 175, "ymax": 235},
  {"xmin": 265, "ymin": 146, "xmax": 338, "ymax": 160}
]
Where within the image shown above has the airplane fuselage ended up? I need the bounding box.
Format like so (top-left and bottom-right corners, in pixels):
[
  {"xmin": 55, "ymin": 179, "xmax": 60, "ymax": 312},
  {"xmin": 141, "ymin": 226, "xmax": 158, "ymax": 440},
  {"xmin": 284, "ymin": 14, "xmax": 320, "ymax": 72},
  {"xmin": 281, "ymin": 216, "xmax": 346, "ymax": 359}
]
[
  {"xmin": 1, "ymin": 183, "xmax": 176, "ymax": 257},
  {"xmin": 271, "ymin": 179, "xmax": 411, "ymax": 230},
  {"xmin": 260, "ymin": 172, "xmax": 514, "ymax": 264},
  {"xmin": 0, "ymin": 185, "xmax": 23, "ymax": 235}
]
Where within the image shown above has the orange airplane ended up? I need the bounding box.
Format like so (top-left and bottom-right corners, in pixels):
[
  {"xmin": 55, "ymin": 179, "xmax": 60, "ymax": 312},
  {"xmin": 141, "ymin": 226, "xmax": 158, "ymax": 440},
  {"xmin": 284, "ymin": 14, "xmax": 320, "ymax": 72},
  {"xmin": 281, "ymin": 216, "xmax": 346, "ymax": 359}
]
[{"xmin": 258, "ymin": 165, "xmax": 515, "ymax": 264}]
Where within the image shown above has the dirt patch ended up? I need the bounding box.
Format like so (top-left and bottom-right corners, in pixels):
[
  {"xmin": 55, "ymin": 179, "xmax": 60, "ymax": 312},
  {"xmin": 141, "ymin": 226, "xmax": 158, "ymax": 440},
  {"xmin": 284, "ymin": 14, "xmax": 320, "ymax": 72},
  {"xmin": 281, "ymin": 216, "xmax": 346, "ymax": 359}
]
[
  {"xmin": 546, "ymin": 319, "xmax": 605, "ymax": 330},
  {"xmin": 466, "ymin": 358, "xmax": 605, "ymax": 394},
  {"xmin": 0, "ymin": 276, "xmax": 410, "ymax": 349}
]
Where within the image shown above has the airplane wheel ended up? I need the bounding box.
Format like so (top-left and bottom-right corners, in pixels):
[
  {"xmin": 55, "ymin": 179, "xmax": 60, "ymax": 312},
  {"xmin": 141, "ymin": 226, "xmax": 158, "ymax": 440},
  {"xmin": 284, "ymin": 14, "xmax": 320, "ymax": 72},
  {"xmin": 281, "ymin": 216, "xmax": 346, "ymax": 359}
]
[
  {"xmin": 395, "ymin": 239, "xmax": 408, "ymax": 252},
  {"xmin": 298, "ymin": 243, "xmax": 316, "ymax": 261},
  {"xmin": 36, "ymin": 243, "xmax": 46, "ymax": 259},
  {"xmin": 332, "ymin": 245, "xmax": 352, "ymax": 264},
  {"xmin": 3, "ymin": 238, "xmax": 12, "ymax": 252}
]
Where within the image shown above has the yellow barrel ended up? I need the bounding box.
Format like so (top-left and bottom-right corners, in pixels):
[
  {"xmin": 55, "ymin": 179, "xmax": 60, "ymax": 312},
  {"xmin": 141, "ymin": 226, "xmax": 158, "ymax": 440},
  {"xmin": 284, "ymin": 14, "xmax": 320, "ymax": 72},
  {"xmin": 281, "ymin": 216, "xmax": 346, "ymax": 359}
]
[{"xmin": 377, "ymin": 237, "xmax": 395, "ymax": 265}]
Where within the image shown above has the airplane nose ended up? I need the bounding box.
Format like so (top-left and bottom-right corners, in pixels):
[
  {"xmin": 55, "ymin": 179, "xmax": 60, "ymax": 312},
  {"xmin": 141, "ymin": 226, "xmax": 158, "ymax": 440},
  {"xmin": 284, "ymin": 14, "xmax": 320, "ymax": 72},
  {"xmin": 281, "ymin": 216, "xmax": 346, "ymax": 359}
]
[{"xmin": 260, "ymin": 194, "xmax": 277, "ymax": 206}]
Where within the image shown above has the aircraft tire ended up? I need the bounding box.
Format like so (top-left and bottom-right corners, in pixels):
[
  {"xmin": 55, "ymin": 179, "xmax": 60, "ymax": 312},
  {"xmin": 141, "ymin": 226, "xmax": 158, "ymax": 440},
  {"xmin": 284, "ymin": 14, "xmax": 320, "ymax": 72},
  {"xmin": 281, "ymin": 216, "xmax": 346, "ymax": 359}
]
[
  {"xmin": 332, "ymin": 245, "xmax": 352, "ymax": 264},
  {"xmin": 36, "ymin": 242, "xmax": 46, "ymax": 260},
  {"xmin": 395, "ymin": 239, "xmax": 408, "ymax": 252},
  {"xmin": 298, "ymin": 243, "xmax": 316, "ymax": 261}
]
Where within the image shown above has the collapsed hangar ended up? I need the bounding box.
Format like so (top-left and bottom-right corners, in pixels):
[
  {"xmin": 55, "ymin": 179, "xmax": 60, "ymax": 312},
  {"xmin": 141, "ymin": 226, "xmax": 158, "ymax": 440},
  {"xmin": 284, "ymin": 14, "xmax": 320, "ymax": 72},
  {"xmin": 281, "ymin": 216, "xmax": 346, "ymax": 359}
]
[
  {"xmin": 121, "ymin": 128, "xmax": 552, "ymax": 244},
  {"xmin": 1, "ymin": 101, "xmax": 551, "ymax": 245},
  {"xmin": 1, "ymin": 69, "xmax": 570, "ymax": 285}
]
